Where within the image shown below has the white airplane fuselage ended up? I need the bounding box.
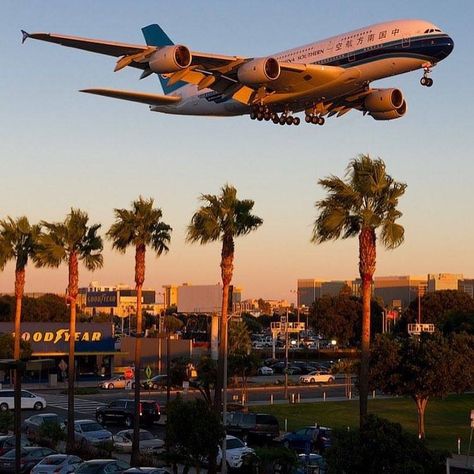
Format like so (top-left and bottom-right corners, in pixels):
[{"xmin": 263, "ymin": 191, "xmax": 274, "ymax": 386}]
[{"xmin": 152, "ymin": 19, "xmax": 453, "ymax": 117}]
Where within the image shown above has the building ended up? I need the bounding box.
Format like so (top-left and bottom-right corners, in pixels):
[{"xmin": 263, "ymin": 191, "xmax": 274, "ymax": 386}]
[
  {"xmin": 459, "ymin": 279, "xmax": 474, "ymax": 298},
  {"xmin": 297, "ymin": 279, "xmax": 324, "ymax": 307},
  {"xmin": 162, "ymin": 285, "xmax": 178, "ymax": 309},
  {"xmin": 321, "ymin": 280, "xmax": 353, "ymax": 297},
  {"xmin": 427, "ymin": 273, "xmax": 463, "ymax": 292},
  {"xmin": 77, "ymin": 282, "xmax": 163, "ymax": 317},
  {"xmin": 374, "ymin": 275, "xmax": 427, "ymax": 309}
]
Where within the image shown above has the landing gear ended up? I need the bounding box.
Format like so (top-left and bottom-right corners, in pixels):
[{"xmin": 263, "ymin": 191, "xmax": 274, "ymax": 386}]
[
  {"xmin": 249, "ymin": 105, "xmax": 301, "ymax": 125},
  {"xmin": 306, "ymin": 113, "xmax": 325, "ymax": 125},
  {"xmin": 420, "ymin": 64, "xmax": 434, "ymax": 87}
]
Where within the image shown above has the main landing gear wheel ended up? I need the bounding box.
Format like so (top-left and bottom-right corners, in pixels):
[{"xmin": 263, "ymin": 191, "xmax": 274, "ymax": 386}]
[{"xmin": 420, "ymin": 77, "xmax": 433, "ymax": 87}]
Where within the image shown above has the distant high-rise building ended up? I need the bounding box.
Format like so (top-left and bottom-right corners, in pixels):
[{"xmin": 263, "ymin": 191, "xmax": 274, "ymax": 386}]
[
  {"xmin": 459, "ymin": 279, "xmax": 474, "ymax": 298},
  {"xmin": 321, "ymin": 280, "xmax": 353, "ymax": 297},
  {"xmin": 162, "ymin": 285, "xmax": 178, "ymax": 308},
  {"xmin": 297, "ymin": 279, "xmax": 324, "ymax": 307},
  {"xmin": 427, "ymin": 273, "xmax": 463, "ymax": 292},
  {"xmin": 374, "ymin": 275, "xmax": 427, "ymax": 309}
]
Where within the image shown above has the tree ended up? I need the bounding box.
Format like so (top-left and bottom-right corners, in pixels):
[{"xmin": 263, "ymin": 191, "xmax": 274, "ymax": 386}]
[
  {"xmin": 312, "ymin": 155, "xmax": 406, "ymax": 425},
  {"xmin": 370, "ymin": 332, "xmax": 474, "ymax": 439},
  {"xmin": 35, "ymin": 209, "xmax": 103, "ymax": 452},
  {"xmin": 0, "ymin": 334, "xmax": 32, "ymax": 360},
  {"xmin": 166, "ymin": 396, "xmax": 224, "ymax": 474},
  {"xmin": 241, "ymin": 313, "xmax": 263, "ymax": 334},
  {"xmin": 228, "ymin": 320, "xmax": 252, "ymax": 356},
  {"xmin": 164, "ymin": 315, "xmax": 184, "ymax": 404},
  {"xmin": 0, "ymin": 216, "xmax": 41, "ymax": 472},
  {"xmin": 107, "ymin": 196, "xmax": 171, "ymax": 466},
  {"xmin": 401, "ymin": 289, "xmax": 474, "ymax": 328},
  {"xmin": 325, "ymin": 414, "xmax": 448, "ymax": 474},
  {"xmin": 186, "ymin": 184, "xmax": 263, "ymax": 412}
]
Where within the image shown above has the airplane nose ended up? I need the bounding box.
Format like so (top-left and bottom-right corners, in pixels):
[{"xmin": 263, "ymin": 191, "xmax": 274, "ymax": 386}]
[{"xmin": 440, "ymin": 36, "xmax": 454, "ymax": 59}]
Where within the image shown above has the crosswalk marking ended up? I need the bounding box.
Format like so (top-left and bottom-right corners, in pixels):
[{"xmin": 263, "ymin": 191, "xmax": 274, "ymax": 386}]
[{"xmin": 43, "ymin": 394, "xmax": 105, "ymax": 417}]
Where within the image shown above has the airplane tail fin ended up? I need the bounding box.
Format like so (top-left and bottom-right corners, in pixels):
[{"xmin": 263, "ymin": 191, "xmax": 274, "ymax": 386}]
[{"xmin": 142, "ymin": 24, "xmax": 185, "ymax": 95}]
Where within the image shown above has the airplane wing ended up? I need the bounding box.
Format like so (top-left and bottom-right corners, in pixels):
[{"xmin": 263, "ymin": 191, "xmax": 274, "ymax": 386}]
[
  {"xmin": 22, "ymin": 29, "xmax": 350, "ymax": 106},
  {"xmin": 80, "ymin": 88, "xmax": 181, "ymax": 106}
]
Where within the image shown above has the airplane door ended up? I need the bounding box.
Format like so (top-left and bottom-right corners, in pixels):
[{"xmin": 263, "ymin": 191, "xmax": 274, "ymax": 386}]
[{"xmin": 402, "ymin": 37, "xmax": 410, "ymax": 48}]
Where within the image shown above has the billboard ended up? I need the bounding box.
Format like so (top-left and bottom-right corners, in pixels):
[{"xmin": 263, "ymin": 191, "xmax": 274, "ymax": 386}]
[
  {"xmin": 177, "ymin": 285, "xmax": 233, "ymax": 313},
  {"xmin": 86, "ymin": 291, "xmax": 118, "ymax": 307}
]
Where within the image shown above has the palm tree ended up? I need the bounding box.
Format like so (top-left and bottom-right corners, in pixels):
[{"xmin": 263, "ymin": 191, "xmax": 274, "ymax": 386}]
[
  {"xmin": 0, "ymin": 216, "xmax": 41, "ymax": 472},
  {"xmin": 187, "ymin": 183, "xmax": 262, "ymax": 414},
  {"xmin": 312, "ymin": 154, "xmax": 406, "ymax": 426},
  {"xmin": 107, "ymin": 197, "xmax": 171, "ymax": 467},
  {"xmin": 35, "ymin": 209, "xmax": 103, "ymax": 452}
]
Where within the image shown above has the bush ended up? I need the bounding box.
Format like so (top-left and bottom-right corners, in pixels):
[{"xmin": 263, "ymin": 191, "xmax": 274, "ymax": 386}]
[
  {"xmin": 36, "ymin": 420, "xmax": 66, "ymax": 449},
  {"xmin": 253, "ymin": 447, "xmax": 297, "ymax": 474},
  {"xmin": 325, "ymin": 415, "xmax": 449, "ymax": 474}
]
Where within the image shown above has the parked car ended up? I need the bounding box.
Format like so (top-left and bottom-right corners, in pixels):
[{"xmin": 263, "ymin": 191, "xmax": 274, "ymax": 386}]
[
  {"xmin": 31, "ymin": 454, "xmax": 82, "ymax": 474},
  {"xmin": 69, "ymin": 419, "xmax": 113, "ymax": 447},
  {"xmin": 96, "ymin": 399, "xmax": 160, "ymax": 427},
  {"xmin": 23, "ymin": 413, "xmax": 64, "ymax": 440},
  {"xmin": 257, "ymin": 366, "xmax": 274, "ymax": 376},
  {"xmin": 281, "ymin": 426, "xmax": 332, "ymax": 453},
  {"xmin": 75, "ymin": 459, "xmax": 130, "ymax": 473},
  {"xmin": 299, "ymin": 371, "xmax": 335, "ymax": 384},
  {"xmin": 270, "ymin": 362, "xmax": 302, "ymax": 375},
  {"xmin": 0, "ymin": 436, "xmax": 30, "ymax": 456},
  {"xmin": 0, "ymin": 446, "xmax": 56, "ymax": 473},
  {"xmin": 226, "ymin": 412, "xmax": 279, "ymax": 442},
  {"xmin": 0, "ymin": 390, "xmax": 46, "ymax": 411},
  {"xmin": 98, "ymin": 375, "xmax": 135, "ymax": 390},
  {"xmin": 141, "ymin": 375, "xmax": 168, "ymax": 391},
  {"xmin": 217, "ymin": 435, "xmax": 255, "ymax": 470},
  {"xmin": 113, "ymin": 429, "xmax": 164, "ymax": 453}
]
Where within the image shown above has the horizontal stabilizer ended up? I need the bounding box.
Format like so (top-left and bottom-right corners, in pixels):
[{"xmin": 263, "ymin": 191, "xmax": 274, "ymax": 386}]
[{"xmin": 80, "ymin": 88, "xmax": 181, "ymax": 106}]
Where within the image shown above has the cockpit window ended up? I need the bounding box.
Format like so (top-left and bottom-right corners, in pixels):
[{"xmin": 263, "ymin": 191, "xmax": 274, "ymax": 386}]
[{"xmin": 425, "ymin": 28, "xmax": 442, "ymax": 34}]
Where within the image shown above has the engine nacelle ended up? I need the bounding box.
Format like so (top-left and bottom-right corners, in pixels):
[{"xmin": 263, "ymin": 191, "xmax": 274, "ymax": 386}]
[
  {"xmin": 370, "ymin": 100, "xmax": 407, "ymax": 121},
  {"xmin": 364, "ymin": 88, "xmax": 404, "ymax": 113},
  {"xmin": 148, "ymin": 45, "xmax": 192, "ymax": 74},
  {"xmin": 237, "ymin": 57, "xmax": 280, "ymax": 85}
]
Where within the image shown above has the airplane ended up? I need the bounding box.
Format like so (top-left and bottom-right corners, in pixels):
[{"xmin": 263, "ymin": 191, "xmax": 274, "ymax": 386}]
[{"xmin": 22, "ymin": 19, "xmax": 453, "ymax": 126}]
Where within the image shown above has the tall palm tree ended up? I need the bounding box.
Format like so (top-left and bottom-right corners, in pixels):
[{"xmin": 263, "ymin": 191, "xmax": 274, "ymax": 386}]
[
  {"xmin": 0, "ymin": 216, "xmax": 41, "ymax": 472},
  {"xmin": 312, "ymin": 154, "xmax": 406, "ymax": 426},
  {"xmin": 186, "ymin": 184, "xmax": 263, "ymax": 455},
  {"xmin": 35, "ymin": 209, "xmax": 103, "ymax": 452},
  {"xmin": 107, "ymin": 197, "xmax": 171, "ymax": 467}
]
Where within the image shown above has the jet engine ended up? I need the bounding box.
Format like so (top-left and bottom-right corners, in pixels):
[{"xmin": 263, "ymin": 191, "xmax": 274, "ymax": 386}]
[
  {"xmin": 237, "ymin": 57, "xmax": 280, "ymax": 85},
  {"xmin": 148, "ymin": 45, "xmax": 192, "ymax": 73},
  {"xmin": 364, "ymin": 88, "xmax": 404, "ymax": 113},
  {"xmin": 370, "ymin": 100, "xmax": 407, "ymax": 120}
]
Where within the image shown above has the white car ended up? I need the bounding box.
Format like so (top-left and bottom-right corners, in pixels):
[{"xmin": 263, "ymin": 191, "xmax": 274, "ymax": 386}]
[
  {"xmin": 299, "ymin": 371, "xmax": 335, "ymax": 384},
  {"xmin": 257, "ymin": 366, "xmax": 274, "ymax": 376},
  {"xmin": 31, "ymin": 454, "xmax": 82, "ymax": 473},
  {"xmin": 98, "ymin": 375, "xmax": 135, "ymax": 390},
  {"xmin": 0, "ymin": 389, "xmax": 46, "ymax": 411},
  {"xmin": 217, "ymin": 435, "xmax": 255, "ymax": 469},
  {"xmin": 113, "ymin": 429, "xmax": 164, "ymax": 453}
]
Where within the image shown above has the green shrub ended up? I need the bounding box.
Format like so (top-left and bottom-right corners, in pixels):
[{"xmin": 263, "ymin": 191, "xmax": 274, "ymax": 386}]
[{"xmin": 0, "ymin": 411, "xmax": 13, "ymax": 434}]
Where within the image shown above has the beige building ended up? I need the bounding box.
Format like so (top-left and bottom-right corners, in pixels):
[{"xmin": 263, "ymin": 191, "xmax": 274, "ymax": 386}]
[
  {"xmin": 374, "ymin": 275, "xmax": 427, "ymax": 309},
  {"xmin": 427, "ymin": 273, "xmax": 463, "ymax": 292},
  {"xmin": 162, "ymin": 285, "xmax": 178, "ymax": 309}
]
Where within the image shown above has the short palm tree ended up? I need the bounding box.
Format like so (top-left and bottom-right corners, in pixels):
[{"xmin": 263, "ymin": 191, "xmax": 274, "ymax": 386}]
[
  {"xmin": 0, "ymin": 216, "xmax": 41, "ymax": 471},
  {"xmin": 107, "ymin": 196, "xmax": 171, "ymax": 467},
  {"xmin": 187, "ymin": 184, "xmax": 263, "ymax": 411},
  {"xmin": 312, "ymin": 154, "xmax": 406, "ymax": 425},
  {"xmin": 35, "ymin": 209, "xmax": 103, "ymax": 451}
]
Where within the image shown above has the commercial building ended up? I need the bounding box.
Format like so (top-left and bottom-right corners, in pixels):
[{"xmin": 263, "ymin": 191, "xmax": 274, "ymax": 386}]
[
  {"xmin": 374, "ymin": 275, "xmax": 427, "ymax": 309},
  {"xmin": 77, "ymin": 281, "xmax": 163, "ymax": 317},
  {"xmin": 297, "ymin": 279, "xmax": 324, "ymax": 307},
  {"xmin": 427, "ymin": 273, "xmax": 463, "ymax": 292},
  {"xmin": 162, "ymin": 285, "xmax": 178, "ymax": 309},
  {"xmin": 459, "ymin": 279, "xmax": 474, "ymax": 298}
]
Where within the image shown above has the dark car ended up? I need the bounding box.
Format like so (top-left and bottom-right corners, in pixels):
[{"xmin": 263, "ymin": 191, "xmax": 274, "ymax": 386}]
[
  {"xmin": 96, "ymin": 399, "xmax": 160, "ymax": 427},
  {"xmin": 0, "ymin": 436, "xmax": 30, "ymax": 456},
  {"xmin": 22, "ymin": 413, "xmax": 64, "ymax": 441},
  {"xmin": 0, "ymin": 446, "xmax": 56, "ymax": 473},
  {"xmin": 226, "ymin": 412, "xmax": 279, "ymax": 442},
  {"xmin": 270, "ymin": 362, "xmax": 302, "ymax": 375},
  {"xmin": 281, "ymin": 426, "xmax": 332, "ymax": 453},
  {"xmin": 75, "ymin": 459, "xmax": 130, "ymax": 473},
  {"xmin": 141, "ymin": 375, "xmax": 169, "ymax": 391}
]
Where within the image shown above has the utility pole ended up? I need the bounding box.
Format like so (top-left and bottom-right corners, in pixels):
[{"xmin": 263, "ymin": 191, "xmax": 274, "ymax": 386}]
[
  {"xmin": 284, "ymin": 309, "xmax": 289, "ymax": 399},
  {"xmin": 418, "ymin": 284, "xmax": 422, "ymax": 325}
]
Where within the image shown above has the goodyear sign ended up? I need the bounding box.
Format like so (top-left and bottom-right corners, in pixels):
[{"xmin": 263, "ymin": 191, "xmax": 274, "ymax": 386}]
[{"xmin": 86, "ymin": 291, "xmax": 118, "ymax": 308}]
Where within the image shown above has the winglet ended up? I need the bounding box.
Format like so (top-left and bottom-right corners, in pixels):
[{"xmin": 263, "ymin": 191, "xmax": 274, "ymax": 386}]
[{"xmin": 21, "ymin": 30, "xmax": 30, "ymax": 44}]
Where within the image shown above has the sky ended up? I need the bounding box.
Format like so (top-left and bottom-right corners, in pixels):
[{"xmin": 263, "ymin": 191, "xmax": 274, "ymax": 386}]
[{"xmin": 1, "ymin": 1, "xmax": 473, "ymax": 302}]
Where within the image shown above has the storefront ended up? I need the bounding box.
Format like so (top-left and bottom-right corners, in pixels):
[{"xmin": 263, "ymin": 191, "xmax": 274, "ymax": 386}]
[{"xmin": 0, "ymin": 322, "xmax": 115, "ymax": 383}]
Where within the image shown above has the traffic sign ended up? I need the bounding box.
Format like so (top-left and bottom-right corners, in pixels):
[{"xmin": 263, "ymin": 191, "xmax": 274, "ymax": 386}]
[{"xmin": 145, "ymin": 366, "xmax": 152, "ymax": 380}]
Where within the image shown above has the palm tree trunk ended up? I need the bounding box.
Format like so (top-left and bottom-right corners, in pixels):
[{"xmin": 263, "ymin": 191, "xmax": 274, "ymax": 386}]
[
  {"xmin": 67, "ymin": 252, "xmax": 79, "ymax": 452},
  {"xmin": 218, "ymin": 235, "xmax": 234, "ymax": 474},
  {"xmin": 131, "ymin": 244, "xmax": 145, "ymax": 467},
  {"xmin": 415, "ymin": 396, "xmax": 428, "ymax": 439},
  {"xmin": 14, "ymin": 268, "xmax": 25, "ymax": 474},
  {"xmin": 358, "ymin": 227, "xmax": 376, "ymax": 426}
]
